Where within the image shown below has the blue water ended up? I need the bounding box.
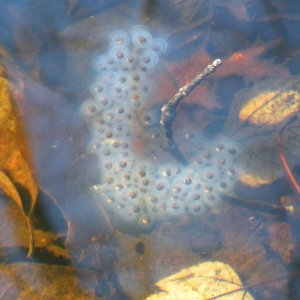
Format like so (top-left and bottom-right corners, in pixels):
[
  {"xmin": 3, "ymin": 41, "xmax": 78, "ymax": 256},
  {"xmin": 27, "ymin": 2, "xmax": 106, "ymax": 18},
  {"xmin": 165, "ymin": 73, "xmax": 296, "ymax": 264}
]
[{"xmin": 0, "ymin": 1, "xmax": 300, "ymax": 299}]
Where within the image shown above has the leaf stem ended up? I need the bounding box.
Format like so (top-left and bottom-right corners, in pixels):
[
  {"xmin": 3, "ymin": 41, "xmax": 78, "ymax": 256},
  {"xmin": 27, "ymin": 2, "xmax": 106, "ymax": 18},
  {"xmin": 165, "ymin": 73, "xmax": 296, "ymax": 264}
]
[{"xmin": 25, "ymin": 215, "xmax": 34, "ymax": 258}]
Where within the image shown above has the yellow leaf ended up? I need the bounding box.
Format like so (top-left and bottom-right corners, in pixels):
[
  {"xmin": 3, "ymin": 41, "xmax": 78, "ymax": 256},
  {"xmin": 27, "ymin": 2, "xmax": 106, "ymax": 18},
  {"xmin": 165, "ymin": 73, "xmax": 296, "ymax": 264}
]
[
  {"xmin": 0, "ymin": 77, "xmax": 12, "ymax": 127},
  {"xmin": 0, "ymin": 61, "xmax": 38, "ymax": 256},
  {"xmin": 239, "ymin": 88, "xmax": 300, "ymax": 126},
  {"xmin": 0, "ymin": 171, "xmax": 23, "ymax": 208},
  {"xmin": 146, "ymin": 261, "xmax": 254, "ymax": 300},
  {"xmin": 239, "ymin": 171, "xmax": 273, "ymax": 187}
]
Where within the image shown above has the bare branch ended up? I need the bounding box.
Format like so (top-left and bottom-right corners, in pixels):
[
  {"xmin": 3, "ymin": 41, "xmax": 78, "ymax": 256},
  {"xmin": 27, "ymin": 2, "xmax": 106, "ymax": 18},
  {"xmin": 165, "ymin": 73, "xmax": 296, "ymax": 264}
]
[{"xmin": 160, "ymin": 59, "xmax": 222, "ymax": 164}]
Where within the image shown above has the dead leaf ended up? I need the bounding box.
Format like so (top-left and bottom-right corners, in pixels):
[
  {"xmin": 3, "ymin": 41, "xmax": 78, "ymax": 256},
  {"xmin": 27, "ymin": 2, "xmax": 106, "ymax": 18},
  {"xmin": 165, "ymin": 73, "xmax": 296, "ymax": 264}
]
[
  {"xmin": 0, "ymin": 196, "xmax": 69, "ymax": 259},
  {"xmin": 238, "ymin": 172, "xmax": 275, "ymax": 187},
  {"xmin": 237, "ymin": 135, "xmax": 285, "ymax": 187},
  {"xmin": 0, "ymin": 63, "xmax": 38, "ymax": 256},
  {"xmin": 239, "ymin": 86, "xmax": 300, "ymax": 126},
  {"xmin": 148, "ymin": 39, "xmax": 290, "ymax": 113},
  {"xmin": 145, "ymin": 261, "xmax": 254, "ymax": 300},
  {"xmin": 0, "ymin": 262, "xmax": 98, "ymax": 299}
]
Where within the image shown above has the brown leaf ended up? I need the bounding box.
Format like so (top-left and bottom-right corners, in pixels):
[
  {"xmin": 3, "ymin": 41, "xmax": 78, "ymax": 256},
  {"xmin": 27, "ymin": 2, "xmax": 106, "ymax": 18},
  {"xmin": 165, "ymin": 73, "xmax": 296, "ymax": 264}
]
[
  {"xmin": 0, "ymin": 262, "xmax": 98, "ymax": 299},
  {"xmin": 0, "ymin": 62, "xmax": 38, "ymax": 256},
  {"xmin": 0, "ymin": 195, "xmax": 69, "ymax": 259}
]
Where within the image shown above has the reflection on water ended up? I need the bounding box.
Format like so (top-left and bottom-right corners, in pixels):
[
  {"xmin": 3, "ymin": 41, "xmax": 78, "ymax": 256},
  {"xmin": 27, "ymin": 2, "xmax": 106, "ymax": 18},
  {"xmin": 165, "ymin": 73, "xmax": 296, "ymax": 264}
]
[{"xmin": 0, "ymin": 0, "xmax": 300, "ymax": 299}]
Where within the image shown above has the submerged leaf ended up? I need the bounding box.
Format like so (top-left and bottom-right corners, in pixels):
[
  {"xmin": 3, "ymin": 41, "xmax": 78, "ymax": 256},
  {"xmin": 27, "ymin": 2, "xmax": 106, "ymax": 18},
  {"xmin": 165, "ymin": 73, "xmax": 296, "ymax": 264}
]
[
  {"xmin": 239, "ymin": 172, "xmax": 275, "ymax": 187},
  {"xmin": 239, "ymin": 87, "xmax": 300, "ymax": 126},
  {"xmin": 0, "ymin": 262, "xmax": 98, "ymax": 299},
  {"xmin": 146, "ymin": 261, "xmax": 254, "ymax": 300},
  {"xmin": 237, "ymin": 135, "xmax": 285, "ymax": 187},
  {"xmin": 0, "ymin": 63, "xmax": 38, "ymax": 256}
]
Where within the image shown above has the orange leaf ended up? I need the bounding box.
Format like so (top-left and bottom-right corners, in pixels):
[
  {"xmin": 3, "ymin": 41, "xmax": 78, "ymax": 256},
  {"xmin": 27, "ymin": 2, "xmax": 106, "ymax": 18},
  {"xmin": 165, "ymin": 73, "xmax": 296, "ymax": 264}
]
[{"xmin": 0, "ymin": 61, "xmax": 38, "ymax": 256}]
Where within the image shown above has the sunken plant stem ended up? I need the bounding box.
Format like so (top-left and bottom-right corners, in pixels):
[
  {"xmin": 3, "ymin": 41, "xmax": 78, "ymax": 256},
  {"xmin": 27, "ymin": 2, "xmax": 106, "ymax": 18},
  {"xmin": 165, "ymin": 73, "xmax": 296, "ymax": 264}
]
[{"xmin": 160, "ymin": 59, "xmax": 222, "ymax": 164}]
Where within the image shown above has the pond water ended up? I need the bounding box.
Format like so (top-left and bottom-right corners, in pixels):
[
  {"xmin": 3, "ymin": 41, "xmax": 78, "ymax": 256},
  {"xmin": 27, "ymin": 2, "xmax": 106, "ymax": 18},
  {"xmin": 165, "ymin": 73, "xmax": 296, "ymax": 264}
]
[{"xmin": 0, "ymin": 1, "xmax": 300, "ymax": 299}]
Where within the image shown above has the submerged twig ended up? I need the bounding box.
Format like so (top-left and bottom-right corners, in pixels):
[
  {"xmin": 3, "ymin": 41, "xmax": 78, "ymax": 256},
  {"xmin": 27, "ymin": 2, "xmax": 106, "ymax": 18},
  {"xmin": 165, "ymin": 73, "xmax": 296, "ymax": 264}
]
[{"xmin": 160, "ymin": 59, "xmax": 222, "ymax": 164}]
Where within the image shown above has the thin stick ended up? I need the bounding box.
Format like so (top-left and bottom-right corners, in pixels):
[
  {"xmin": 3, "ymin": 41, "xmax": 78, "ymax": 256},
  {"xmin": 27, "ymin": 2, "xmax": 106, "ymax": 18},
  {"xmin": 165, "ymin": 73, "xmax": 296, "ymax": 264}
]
[{"xmin": 160, "ymin": 59, "xmax": 222, "ymax": 164}]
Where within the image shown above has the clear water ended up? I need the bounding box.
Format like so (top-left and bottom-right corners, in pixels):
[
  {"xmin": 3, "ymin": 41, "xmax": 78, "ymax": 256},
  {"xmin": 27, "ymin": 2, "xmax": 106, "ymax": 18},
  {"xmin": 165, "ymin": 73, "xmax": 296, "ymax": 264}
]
[{"xmin": 0, "ymin": 1, "xmax": 300, "ymax": 299}]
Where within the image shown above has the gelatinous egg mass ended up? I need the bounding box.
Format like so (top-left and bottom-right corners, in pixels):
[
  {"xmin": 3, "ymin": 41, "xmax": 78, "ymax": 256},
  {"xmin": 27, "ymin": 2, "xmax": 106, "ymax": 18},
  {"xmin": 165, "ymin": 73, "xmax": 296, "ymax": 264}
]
[{"xmin": 80, "ymin": 25, "xmax": 243, "ymax": 230}]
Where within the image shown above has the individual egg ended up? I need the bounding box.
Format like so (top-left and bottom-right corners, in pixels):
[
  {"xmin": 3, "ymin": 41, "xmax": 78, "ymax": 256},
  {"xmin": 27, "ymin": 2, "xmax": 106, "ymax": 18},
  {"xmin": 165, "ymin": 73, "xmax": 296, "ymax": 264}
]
[
  {"xmin": 88, "ymin": 137, "xmax": 102, "ymax": 153},
  {"xmin": 167, "ymin": 198, "xmax": 186, "ymax": 217},
  {"xmin": 119, "ymin": 171, "xmax": 132, "ymax": 184},
  {"xmin": 103, "ymin": 174, "xmax": 115, "ymax": 185},
  {"xmin": 79, "ymin": 100, "xmax": 101, "ymax": 119},
  {"xmin": 193, "ymin": 141, "xmax": 213, "ymax": 167},
  {"xmin": 121, "ymin": 54, "xmax": 138, "ymax": 70},
  {"xmin": 226, "ymin": 166, "xmax": 239, "ymax": 179},
  {"xmin": 102, "ymin": 159, "xmax": 118, "ymax": 174},
  {"xmin": 215, "ymin": 177, "xmax": 235, "ymax": 195},
  {"xmin": 152, "ymin": 176, "xmax": 169, "ymax": 197},
  {"xmin": 123, "ymin": 186, "xmax": 141, "ymax": 203},
  {"xmin": 126, "ymin": 72, "xmax": 146, "ymax": 90},
  {"xmin": 139, "ymin": 107, "xmax": 160, "ymax": 127},
  {"xmin": 109, "ymin": 30, "xmax": 129, "ymax": 47},
  {"xmin": 145, "ymin": 194, "xmax": 162, "ymax": 213},
  {"xmin": 89, "ymin": 81, "xmax": 106, "ymax": 97},
  {"xmin": 151, "ymin": 201, "xmax": 168, "ymax": 220},
  {"xmin": 111, "ymin": 122, "xmax": 131, "ymax": 140},
  {"xmin": 225, "ymin": 141, "xmax": 243, "ymax": 157},
  {"xmin": 116, "ymin": 150, "xmax": 135, "ymax": 169},
  {"xmin": 157, "ymin": 164, "xmax": 180, "ymax": 178},
  {"xmin": 115, "ymin": 150, "xmax": 135, "ymax": 171},
  {"xmin": 150, "ymin": 38, "xmax": 168, "ymax": 55},
  {"xmin": 111, "ymin": 81, "xmax": 126, "ymax": 99},
  {"xmin": 203, "ymin": 193, "xmax": 222, "ymax": 208},
  {"xmin": 101, "ymin": 108, "xmax": 117, "ymax": 125},
  {"xmin": 109, "ymin": 45, "xmax": 130, "ymax": 64},
  {"xmin": 189, "ymin": 192, "xmax": 203, "ymax": 203},
  {"xmin": 130, "ymin": 25, "xmax": 153, "ymax": 49},
  {"xmin": 211, "ymin": 136, "xmax": 236, "ymax": 152},
  {"xmin": 138, "ymin": 50, "xmax": 159, "ymax": 69},
  {"xmin": 91, "ymin": 55, "xmax": 115, "ymax": 71},
  {"xmin": 90, "ymin": 123, "xmax": 109, "ymax": 141},
  {"xmin": 114, "ymin": 104, "xmax": 128, "ymax": 118},
  {"xmin": 211, "ymin": 153, "xmax": 234, "ymax": 169},
  {"xmin": 181, "ymin": 170, "xmax": 195, "ymax": 186},
  {"xmin": 94, "ymin": 94, "xmax": 113, "ymax": 110},
  {"xmin": 186, "ymin": 198, "xmax": 207, "ymax": 216},
  {"xmin": 138, "ymin": 213, "xmax": 156, "ymax": 231},
  {"xmin": 114, "ymin": 71, "xmax": 130, "ymax": 86},
  {"xmin": 128, "ymin": 92, "xmax": 142, "ymax": 108},
  {"xmin": 200, "ymin": 166, "xmax": 218, "ymax": 182}
]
